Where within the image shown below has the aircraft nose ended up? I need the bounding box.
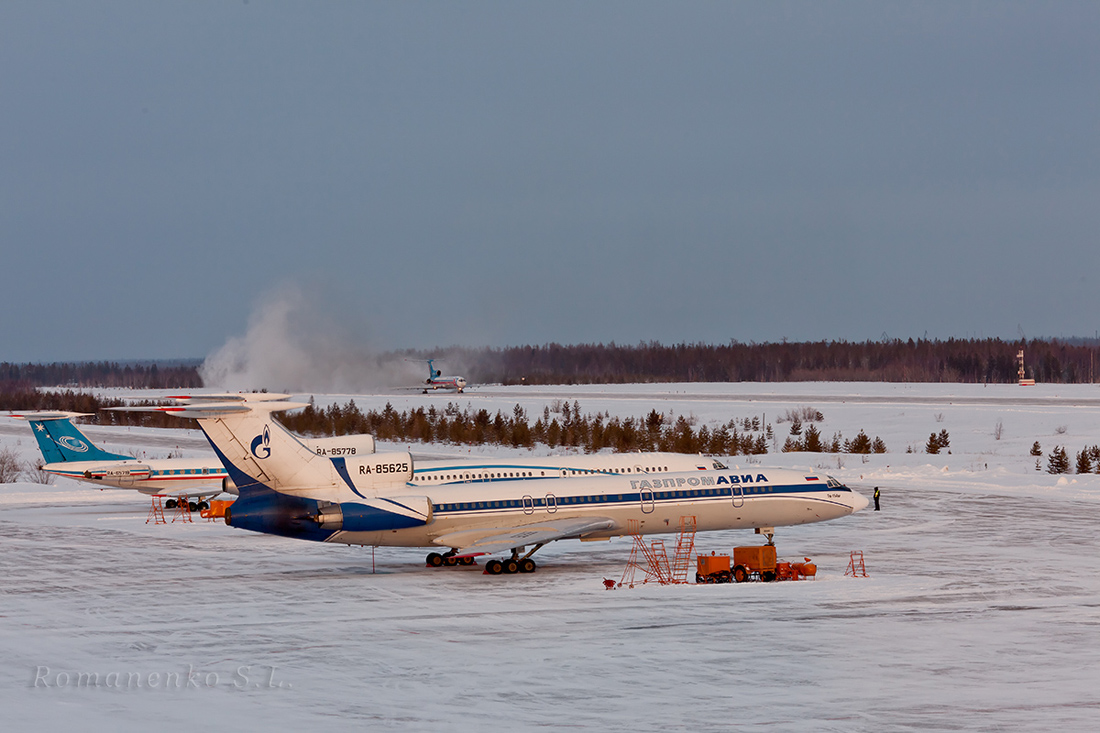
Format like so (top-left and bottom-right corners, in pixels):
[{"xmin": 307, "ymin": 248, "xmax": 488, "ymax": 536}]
[{"xmin": 849, "ymin": 490, "xmax": 870, "ymax": 513}]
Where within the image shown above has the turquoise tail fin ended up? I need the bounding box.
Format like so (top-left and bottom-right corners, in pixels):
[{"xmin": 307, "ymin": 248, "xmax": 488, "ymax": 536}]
[{"xmin": 21, "ymin": 415, "xmax": 133, "ymax": 463}]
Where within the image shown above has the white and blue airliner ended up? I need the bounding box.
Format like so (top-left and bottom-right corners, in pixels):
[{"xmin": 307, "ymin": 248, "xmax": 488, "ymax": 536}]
[{"xmin": 122, "ymin": 395, "xmax": 868, "ymax": 574}]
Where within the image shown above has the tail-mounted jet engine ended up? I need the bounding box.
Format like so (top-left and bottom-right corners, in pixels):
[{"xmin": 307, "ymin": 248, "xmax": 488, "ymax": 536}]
[
  {"xmin": 313, "ymin": 496, "xmax": 433, "ymax": 532},
  {"xmin": 224, "ymin": 492, "xmax": 432, "ymax": 540}
]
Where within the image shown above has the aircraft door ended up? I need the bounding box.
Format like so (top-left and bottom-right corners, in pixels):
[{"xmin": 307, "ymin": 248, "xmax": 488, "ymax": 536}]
[
  {"xmin": 640, "ymin": 487, "xmax": 655, "ymax": 513},
  {"xmin": 522, "ymin": 495, "xmax": 535, "ymax": 515},
  {"xmin": 545, "ymin": 493, "xmax": 558, "ymax": 514},
  {"xmin": 731, "ymin": 484, "xmax": 744, "ymax": 508}
]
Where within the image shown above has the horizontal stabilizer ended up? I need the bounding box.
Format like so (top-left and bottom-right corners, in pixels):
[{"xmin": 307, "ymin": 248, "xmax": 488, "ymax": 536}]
[
  {"xmin": 111, "ymin": 400, "xmax": 308, "ymax": 419},
  {"xmin": 164, "ymin": 393, "xmax": 295, "ymax": 403},
  {"xmin": 8, "ymin": 411, "xmax": 94, "ymax": 421}
]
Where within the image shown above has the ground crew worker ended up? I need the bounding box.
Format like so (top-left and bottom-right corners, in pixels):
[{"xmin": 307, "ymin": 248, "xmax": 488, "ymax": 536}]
[{"xmin": 873, "ymin": 486, "xmax": 880, "ymax": 511}]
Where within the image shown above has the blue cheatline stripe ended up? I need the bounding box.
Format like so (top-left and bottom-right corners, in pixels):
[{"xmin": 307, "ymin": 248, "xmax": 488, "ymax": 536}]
[
  {"xmin": 148, "ymin": 471, "xmax": 227, "ymax": 478},
  {"xmin": 428, "ymin": 483, "xmax": 850, "ymax": 516},
  {"xmin": 413, "ymin": 463, "xmax": 620, "ymax": 477}
]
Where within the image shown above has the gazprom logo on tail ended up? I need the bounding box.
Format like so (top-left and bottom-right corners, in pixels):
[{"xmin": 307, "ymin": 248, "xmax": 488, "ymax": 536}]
[
  {"xmin": 56, "ymin": 436, "xmax": 89, "ymax": 453},
  {"xmin": 250, "ymin": 425, "xmax": 271, "ymax": 459}
]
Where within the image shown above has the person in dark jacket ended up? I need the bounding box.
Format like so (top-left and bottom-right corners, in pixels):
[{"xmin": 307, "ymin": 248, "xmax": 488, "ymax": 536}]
[{"xmin": 873, "ymin": 486, "xmax": 880, "ymax": 511}]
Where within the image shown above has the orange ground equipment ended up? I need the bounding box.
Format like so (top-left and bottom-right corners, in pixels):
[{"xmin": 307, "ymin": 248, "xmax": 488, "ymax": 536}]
[
  {"xmin": 697, "ymin": 545, "xmax": 816, "ymax": 584},
  {"xmin": 696, "ymin": 552, "xmax": 732, "ymax": 583},
  {"xmin": 845, "ymin": 550, "xmax": 868, "ymax": 577},
  {"xmin": 775, "ymin": 559, "xmax": 817, "ymax": 581},
  {"xmin": 618, "ymin": 516, "xmax": 697, "ymax": 587},
  {"xmin": 200, "ymin": 499, "xmax": 234, "ymax": 521},
  {"xmin": 172, "ymin": 497, "xmax": 193, "ymax": 523},
  {"xmin": 146, "ymin": 495, "xmax": 167, "ymax": 525},
  {"xmin": 732, "ymin": 545, "xmax": 777, "ymax": 582}
]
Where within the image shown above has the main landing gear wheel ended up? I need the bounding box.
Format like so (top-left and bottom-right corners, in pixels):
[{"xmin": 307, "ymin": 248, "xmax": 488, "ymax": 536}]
[
  {"xmin": 427, "ymin": 552, "xmax": 477, "ymax": 568},
  {"xmin": 484, "ymin": 557, "xmax": 537, "ymax": 575},
  {"xmin": 165, "ymin": 499, "xmax": 177, "ymax": 509}
]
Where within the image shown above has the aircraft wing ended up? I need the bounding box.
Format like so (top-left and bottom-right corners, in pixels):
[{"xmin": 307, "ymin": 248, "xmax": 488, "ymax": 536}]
[{"xmin": 433, "ymin": 516, "xmax": 616, "ymax": 558}]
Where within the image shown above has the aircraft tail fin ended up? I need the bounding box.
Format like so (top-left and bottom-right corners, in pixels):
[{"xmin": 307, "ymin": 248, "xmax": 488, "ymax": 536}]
[
  {"xmin": 113, "ymin": 395, "xmax": 319, "ymax": 498},
  {"xmin": 10, "ymin": 412, "xmax": 133, "ymax": 463}
]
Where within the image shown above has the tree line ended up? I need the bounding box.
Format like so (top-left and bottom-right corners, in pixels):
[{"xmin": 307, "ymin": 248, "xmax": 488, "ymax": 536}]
[
  {"xmin": 278, "ymin": 398, "xmax": 779, "ymax": 455},
  {"xmin": 1038, "ymin": 443, "xmax": 1100, "ymax": 475},
  {"xmin": 434, "ymin": 337, "xmax": 1100, "ymax": 384},
  {"xmin": 0, "ymin": 361, "xmax": 202, "ymax": 392},
  {"xmin": 5, "ymin": 338, "xmax": 1100, "ymax": 389}
]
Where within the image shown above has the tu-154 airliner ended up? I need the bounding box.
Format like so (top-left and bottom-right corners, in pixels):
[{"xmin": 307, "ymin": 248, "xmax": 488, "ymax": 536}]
[
  {"xmin": 405, "ymin": 358, "xmax": 467, "ymax": 393},
  {"xmin": 121, "ymin": 394, "xmax": 868, "ymax": 574}
]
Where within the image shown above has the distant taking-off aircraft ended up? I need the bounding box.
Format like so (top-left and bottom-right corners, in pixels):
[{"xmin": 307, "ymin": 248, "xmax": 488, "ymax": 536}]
[{"xmin": 411, "ymin": 358, "xmax": 467, "ymax": 393}]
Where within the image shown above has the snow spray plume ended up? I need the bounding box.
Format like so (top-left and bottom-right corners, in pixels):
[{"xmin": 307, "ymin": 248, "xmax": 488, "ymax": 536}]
[{"xmin": 200, "ymin": 288, "xmax": 408, "ymax": 393}]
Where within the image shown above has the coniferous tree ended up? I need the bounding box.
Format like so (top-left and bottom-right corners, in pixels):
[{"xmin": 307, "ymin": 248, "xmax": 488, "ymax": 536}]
[
  {"xmin": 546, "ymin": 419, "xmax": 561, "ymax": 448},
  {"xmin": 709, "ymin": 426, "xmax": 731, "ymax": 455},
  {"xmin": 925, "ymin": 433, "xmax": 941, "ymax": 454},
  {"xmin": 1030, "ymin": 441, "xmax": 1043, "ymax": 457},
  {"xmin": 803, "ymin": 424, "xmax": 823, "ymax": 452},
  {"xmin": 848, "ymin": 430, "xmax": 873, "ymax": 454},
  {"xmin": 937, "ymin": 429, "xmax": 951, "ymax": 450},
  {"xmin": 1076, "ymin": 448, "xmax": 1092, "ymax": 474},
  {"xmin": 1047, "ymin": 446, "xmax": 1070, "ymax": 474},
  {"xmin": 696, "ymin": 425, "xmax": 711, "ymax": 454},
  {"xmin": 672, "ymin": 415, "xmax": 697, "ymax": 453}
]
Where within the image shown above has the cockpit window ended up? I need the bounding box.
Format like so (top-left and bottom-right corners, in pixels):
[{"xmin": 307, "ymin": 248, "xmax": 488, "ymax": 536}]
[
  {"xmin": 711, "ymin": 459, "xmax": 727, "ymax": 470},
  {"xmin": 826, "ymin": 476, "xmax": 845, "ymax": 490}
]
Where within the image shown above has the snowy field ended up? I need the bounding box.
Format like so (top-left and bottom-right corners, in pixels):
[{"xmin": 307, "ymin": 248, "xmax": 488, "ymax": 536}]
[{"xmin": 3, "ymin": 382, "xmax": 1100, "ymax": 731}]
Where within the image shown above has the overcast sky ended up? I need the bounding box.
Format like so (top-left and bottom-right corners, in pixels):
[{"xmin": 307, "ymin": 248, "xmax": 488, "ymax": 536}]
[{"xmin": 3, "ymin": 1, "xmax": 1099, "ymax": 363}]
